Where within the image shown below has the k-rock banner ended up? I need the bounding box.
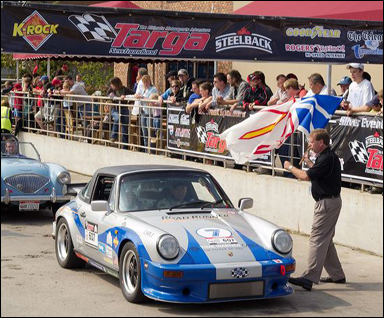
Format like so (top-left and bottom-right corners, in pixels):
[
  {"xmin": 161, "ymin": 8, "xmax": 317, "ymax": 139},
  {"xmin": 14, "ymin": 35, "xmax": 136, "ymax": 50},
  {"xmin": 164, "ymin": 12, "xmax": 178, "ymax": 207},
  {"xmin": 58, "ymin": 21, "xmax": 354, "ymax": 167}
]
[
  {"xmin": 220, "ymin": 96, "xmax": 342, "ymax": 164},
  {"xmin": 2, "ymin": 2, "xmax": 383, "ymax": 64}
]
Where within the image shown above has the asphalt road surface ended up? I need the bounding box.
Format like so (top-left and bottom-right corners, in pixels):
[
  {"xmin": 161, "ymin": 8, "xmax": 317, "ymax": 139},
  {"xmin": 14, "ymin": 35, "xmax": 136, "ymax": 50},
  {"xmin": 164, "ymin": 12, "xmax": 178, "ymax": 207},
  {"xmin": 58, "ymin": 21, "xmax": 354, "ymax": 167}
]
[{"xmin": 1, "ymin": 172, "xmax": 383, "ymax": 317}]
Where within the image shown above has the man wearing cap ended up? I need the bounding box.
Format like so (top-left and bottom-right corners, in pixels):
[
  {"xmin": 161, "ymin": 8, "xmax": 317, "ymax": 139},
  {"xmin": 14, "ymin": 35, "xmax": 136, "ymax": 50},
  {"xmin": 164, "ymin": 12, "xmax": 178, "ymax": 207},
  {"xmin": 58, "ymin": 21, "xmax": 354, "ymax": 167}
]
[
  {"xmin": 178, "ymin": 69, "xmax": 195, "ymax": 102},
  {"xmin": 337, "ymin": 76, "xmax": 352, "ymax": 98},
  {"xmin": 341, "ymin": 63, "xmax": 375, "ymax": 110}
]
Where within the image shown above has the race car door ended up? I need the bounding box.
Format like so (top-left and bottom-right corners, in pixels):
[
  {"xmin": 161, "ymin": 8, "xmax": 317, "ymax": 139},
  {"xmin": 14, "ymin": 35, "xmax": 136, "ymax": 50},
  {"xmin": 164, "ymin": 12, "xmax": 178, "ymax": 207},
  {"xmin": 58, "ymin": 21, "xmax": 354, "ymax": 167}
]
[{"xmin": 81, "ymin": 174, "xmax": 119, "ymax": 269}]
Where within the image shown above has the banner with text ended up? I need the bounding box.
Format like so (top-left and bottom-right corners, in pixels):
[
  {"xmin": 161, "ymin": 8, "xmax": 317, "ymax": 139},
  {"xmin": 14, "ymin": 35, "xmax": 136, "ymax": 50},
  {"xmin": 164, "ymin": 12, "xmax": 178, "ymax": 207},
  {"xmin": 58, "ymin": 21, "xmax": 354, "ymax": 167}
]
[
  {"xmin": 2, "ymin": 2, "xmax": 383, "ymax": 64},
  {"xmin": 330, "ymin": 115, "xmax": 383, "ymax": 184}
]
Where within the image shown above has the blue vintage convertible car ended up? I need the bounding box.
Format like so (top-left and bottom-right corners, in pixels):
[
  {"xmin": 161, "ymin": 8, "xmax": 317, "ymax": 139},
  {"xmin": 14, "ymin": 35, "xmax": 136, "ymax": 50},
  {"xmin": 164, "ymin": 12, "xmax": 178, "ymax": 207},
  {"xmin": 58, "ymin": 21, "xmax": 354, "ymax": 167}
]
[{"xmin": 1, "ymin": 134, "xmax": 72, "ymax": 214}]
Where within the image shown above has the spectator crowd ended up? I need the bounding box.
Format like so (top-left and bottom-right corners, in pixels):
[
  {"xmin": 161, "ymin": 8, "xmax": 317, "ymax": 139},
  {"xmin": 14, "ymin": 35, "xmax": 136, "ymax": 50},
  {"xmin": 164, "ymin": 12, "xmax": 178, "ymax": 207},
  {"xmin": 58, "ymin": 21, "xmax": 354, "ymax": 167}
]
[{"xmin": 1, "ymin": 62, "xmax": 382, "ymax": 193}]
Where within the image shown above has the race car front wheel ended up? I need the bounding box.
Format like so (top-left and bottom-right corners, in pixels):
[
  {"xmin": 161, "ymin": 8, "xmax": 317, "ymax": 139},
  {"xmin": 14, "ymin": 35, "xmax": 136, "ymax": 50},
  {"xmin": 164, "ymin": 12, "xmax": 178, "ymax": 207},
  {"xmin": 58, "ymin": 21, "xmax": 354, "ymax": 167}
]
[
  {"xmin": 55, "ymin": 218, "xmax": 85, "ymax": 269},
  {"xmin": 120, "ymin": 242, "xmax": 146, "ymax": 303}
]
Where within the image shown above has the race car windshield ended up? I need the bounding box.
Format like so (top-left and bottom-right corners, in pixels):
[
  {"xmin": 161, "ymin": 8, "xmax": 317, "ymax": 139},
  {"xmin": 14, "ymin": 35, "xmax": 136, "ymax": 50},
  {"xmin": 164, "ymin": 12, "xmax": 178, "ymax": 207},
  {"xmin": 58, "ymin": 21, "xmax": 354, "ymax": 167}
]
[{"xmin": 118, "ymin": 171, "xmax": 233, "ymax": 212}]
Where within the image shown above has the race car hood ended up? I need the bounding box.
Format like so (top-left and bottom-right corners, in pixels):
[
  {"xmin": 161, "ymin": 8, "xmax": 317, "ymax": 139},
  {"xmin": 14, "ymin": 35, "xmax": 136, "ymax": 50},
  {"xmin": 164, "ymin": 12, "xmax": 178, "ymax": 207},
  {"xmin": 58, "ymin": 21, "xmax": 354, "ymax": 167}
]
[
  {"xmin": 133, "ymin": 209, "xmax": 271, "ymax": 264},
  {"xmin": 1, "ymin": 158, "xmax": 49, "ymax": 178}
]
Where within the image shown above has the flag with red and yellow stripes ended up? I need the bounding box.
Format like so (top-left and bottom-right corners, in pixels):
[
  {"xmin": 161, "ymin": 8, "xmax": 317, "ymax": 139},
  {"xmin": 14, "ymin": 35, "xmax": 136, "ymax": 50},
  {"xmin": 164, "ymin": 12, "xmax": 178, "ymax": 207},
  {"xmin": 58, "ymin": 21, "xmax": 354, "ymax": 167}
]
[{"xmin": 220, "ymin": 95, "xmax": 342, "ymax": 164}]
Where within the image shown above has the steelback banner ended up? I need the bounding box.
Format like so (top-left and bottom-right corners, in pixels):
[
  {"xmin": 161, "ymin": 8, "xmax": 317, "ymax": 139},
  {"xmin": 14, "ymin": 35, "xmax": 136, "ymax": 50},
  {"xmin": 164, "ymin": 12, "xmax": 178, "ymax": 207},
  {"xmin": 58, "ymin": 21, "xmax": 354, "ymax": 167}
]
[
  {"xmin": 2, "ymin": 2, "xmax": 383, "ymax": 64},
  {"xmin": 330, "ymin": 116, "xmax": 383, "ymax": 184}
]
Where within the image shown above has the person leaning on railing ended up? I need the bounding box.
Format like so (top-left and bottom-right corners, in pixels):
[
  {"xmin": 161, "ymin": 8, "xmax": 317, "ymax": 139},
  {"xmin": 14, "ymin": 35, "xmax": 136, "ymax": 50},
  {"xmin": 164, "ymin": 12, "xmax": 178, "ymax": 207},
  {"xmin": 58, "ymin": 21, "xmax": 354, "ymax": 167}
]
[
  {"xmin": 347, "ymin": 89, "xmax": 383, "ymax": 116},
  {"xmin": 107, "ymin": 77, "xmax": 135, "ymax": 148}
]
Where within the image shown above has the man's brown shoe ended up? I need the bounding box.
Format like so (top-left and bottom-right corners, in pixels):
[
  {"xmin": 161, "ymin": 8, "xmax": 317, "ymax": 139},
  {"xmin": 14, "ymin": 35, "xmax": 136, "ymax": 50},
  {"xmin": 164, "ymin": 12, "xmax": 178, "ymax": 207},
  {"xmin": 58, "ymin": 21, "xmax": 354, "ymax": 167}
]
[{"xmin": 320, "ymin": 277, "xmax": 346, "ymax": 284}]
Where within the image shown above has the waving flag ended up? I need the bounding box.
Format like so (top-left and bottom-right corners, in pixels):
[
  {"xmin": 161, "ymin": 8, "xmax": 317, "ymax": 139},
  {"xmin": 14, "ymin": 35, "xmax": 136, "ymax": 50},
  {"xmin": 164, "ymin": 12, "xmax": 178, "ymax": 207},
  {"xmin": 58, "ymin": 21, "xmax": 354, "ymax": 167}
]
[{"xmin": 220, "ymin": 95, "xmax": 342, "ymax": 164}]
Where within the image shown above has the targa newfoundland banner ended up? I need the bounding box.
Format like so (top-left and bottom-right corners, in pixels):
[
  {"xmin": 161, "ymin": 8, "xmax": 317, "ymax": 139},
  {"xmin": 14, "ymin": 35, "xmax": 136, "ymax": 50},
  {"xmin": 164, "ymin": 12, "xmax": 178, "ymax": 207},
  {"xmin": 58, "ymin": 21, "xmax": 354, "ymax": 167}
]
[
  {"xmin": 330, "ymin": 115, "xmax": 383, "ymax": 184},
  {"xmin": 1, "ymin": 2, "xmax": 383, "ymax": 64}
]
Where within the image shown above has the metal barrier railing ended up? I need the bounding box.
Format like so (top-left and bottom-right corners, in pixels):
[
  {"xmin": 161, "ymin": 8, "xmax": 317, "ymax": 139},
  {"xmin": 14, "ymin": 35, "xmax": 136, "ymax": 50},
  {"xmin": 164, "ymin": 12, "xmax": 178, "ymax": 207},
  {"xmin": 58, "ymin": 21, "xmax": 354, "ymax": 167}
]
[{"xmin": 2, "ymin": 91, "xmax": 382, "ymax": 190}]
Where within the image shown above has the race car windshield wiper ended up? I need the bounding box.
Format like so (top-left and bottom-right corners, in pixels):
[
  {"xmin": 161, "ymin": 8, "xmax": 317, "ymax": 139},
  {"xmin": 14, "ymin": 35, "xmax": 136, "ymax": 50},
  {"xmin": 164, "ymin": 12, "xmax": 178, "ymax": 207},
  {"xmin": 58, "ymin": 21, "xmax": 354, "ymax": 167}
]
[
  {"xmin": 168, "ymin": 200, "xmax": 208, "ymax": 211},
  {"xmin": 200, "ymin": 199, "xmax": 226, "ymax": 210}
]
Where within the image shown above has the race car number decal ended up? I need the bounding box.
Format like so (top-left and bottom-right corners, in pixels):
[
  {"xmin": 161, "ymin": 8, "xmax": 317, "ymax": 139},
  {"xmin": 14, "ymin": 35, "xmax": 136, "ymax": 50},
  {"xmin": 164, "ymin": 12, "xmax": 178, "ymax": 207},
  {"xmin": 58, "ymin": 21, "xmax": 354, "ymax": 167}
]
[
  {"xmin": 85, "ymin": 221, "xmax": 99, "ymax": 249},
  {"xmin": 196, "ymin": 228, "xmax": 238, "ymax": 246}
]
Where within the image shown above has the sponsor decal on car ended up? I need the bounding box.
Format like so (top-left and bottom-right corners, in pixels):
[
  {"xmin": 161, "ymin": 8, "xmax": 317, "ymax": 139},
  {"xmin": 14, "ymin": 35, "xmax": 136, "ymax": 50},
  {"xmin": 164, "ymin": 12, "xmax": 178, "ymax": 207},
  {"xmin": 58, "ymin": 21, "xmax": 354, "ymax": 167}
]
[
  {"xmin": 85, "ymin": 221, "xmax": 99, "ymax": 249},
  {"xmin": 99, "ymin": 243, "xmax": 106, "ymax": 254},
  {"xmin": 230, "ymin": 267, "xmax": 250, "ymax": 279},
  {"xmin": 197, "ymin": 228, "xmax": 239, "ymax": 246}
]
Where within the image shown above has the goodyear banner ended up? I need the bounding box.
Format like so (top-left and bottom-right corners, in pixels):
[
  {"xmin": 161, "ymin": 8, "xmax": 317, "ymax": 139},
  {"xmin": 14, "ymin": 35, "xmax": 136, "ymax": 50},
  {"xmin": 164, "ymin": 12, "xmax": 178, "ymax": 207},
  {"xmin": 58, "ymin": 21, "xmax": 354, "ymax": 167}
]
[
  {"xmin": 167, "ymin": 108, "xmax": 272, "ymax": 164},
  {"xmin": 1, "ymin": 2, "xmax": 383, "ymax": 64},
  {"xmin": 329, "ymin": 115, "xmax": 383, "ymax": 184}
]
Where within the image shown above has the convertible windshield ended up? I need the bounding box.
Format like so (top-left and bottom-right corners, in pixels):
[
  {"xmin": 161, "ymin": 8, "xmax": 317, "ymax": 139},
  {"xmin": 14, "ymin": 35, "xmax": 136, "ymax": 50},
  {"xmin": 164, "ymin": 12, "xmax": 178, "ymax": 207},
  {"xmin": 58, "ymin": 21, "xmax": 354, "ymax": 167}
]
[
  {"xmin": 118, "ymin": 171, "xmax": 233, "ymax": 212},
  {"xmin": 1, "ymin": 137, "xmax": 40, "ymax": 160}
]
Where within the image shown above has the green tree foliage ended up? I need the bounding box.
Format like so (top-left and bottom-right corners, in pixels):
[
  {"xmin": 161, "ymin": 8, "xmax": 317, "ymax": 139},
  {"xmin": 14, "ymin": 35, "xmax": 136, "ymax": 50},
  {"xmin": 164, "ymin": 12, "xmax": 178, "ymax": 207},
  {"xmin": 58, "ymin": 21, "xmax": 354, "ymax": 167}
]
[{"xmin": 1, "ymin": 54, "xmax": 114, "ymax": 94}]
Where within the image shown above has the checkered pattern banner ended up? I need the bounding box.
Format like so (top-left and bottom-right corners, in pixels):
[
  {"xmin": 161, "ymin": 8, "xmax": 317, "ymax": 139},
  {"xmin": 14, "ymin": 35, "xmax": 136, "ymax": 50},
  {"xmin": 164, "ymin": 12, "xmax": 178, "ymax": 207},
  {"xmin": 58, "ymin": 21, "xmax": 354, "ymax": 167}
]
[{"xmin": 69, "ymin": 14, "xmax": 116, "ymax": 43}]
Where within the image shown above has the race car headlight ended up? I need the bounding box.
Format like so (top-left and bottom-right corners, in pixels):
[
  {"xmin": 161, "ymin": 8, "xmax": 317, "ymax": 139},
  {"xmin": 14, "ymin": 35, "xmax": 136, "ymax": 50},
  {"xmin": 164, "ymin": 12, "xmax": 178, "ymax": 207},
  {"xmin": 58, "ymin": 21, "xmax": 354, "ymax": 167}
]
[
  {"xmin": 272, "ymin": 230, "xmax": 293, "ymax": 254},
  {"xmin": 57, "ymin": 171, "xmax": 71, "ymax": 185},
  {"xmin": 157, "ymin": 235, "xmax": 179, "ymax": 260}
]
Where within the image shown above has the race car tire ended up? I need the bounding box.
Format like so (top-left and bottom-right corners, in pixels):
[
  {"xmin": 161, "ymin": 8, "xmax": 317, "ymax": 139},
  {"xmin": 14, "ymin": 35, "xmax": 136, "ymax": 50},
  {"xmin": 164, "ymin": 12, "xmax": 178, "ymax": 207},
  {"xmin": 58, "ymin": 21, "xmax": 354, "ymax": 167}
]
[
  {"xmin": 55, "ymin": 218, "xmax": 85, "ymax": 269},
  {"xmin": 119, "ymin": 242, "xmax": 146, "ymax": 303}
]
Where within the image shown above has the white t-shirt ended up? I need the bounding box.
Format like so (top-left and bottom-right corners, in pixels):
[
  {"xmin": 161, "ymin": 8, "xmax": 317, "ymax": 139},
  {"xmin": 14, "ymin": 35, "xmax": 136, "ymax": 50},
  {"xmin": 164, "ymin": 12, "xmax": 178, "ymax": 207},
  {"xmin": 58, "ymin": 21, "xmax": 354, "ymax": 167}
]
[
  {"xmin": 347, "ymin": 79, "xmax": 375, "ymax": 108},
  {"xmin": 130, "ymin": 79, "xmax": 144, "ymax": 116}
]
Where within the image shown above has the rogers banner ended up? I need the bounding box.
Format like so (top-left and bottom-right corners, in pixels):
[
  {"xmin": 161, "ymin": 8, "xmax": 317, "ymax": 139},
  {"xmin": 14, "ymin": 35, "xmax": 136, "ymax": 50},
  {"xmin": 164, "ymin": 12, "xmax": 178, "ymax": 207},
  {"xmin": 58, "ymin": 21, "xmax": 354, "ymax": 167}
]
[
  {"xmin": 167, "ymin": 109, "xmax": 272, "ymax": 164},
  {"xmin": 1, "ymin": 2, "xmax": 383, "ymax": 64},
  {"xmin": 330, "ymin": 115, "xmax": 383, "ymax": 184}
]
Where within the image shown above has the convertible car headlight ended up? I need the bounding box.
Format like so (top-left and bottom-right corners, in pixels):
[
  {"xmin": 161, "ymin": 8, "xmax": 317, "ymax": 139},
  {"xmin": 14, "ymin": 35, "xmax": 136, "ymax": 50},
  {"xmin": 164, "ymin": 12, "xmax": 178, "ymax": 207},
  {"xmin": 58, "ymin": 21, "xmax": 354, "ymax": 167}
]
[
  {"xmin": 272, "ymin": 230, "xmax": 293, "ymax": 254},
  {"xmin": 157, "ymin": 235, "xmax": 179, "ymax": 260},
  {"xmin": 57, "ymin": 171, "xmax": 71, "ymax": 185}
]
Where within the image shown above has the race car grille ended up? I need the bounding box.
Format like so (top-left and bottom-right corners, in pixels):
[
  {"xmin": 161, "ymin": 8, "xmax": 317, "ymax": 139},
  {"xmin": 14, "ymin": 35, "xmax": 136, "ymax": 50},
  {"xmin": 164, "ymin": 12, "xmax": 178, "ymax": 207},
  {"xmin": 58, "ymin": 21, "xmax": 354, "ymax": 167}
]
[
  {"xmin": 208, "ymin": 281, "xmax": 264, "ymax": 300},
  {"xmin": 4, "ymin": 174, "xmax": 50, "ymax": 194}
]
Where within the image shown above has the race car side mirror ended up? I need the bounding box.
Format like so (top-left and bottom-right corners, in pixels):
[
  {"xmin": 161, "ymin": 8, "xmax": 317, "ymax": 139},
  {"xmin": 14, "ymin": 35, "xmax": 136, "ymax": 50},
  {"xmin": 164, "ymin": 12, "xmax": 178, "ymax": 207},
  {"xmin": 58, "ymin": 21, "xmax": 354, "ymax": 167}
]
[
  {"xmin": 91, "ymin": 200, "xmax": 111, "ymax": 214},
  {"xmin": 238, "ymin": 198, "xmax": 253, "ymax": 210}
]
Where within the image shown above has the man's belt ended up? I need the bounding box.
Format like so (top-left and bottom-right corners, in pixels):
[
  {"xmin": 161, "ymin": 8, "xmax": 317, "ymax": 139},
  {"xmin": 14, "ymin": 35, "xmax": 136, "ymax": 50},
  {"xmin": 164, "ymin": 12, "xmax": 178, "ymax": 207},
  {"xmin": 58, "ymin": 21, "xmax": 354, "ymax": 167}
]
[{"xmin": 314, "ymin": 195, "xmax": 341, "ymax": 202}]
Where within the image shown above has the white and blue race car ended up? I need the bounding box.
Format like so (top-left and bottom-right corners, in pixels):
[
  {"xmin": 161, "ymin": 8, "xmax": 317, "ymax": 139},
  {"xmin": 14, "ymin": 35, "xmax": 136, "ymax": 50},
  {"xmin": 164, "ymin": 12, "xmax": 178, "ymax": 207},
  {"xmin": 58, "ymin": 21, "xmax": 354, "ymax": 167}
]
[{"xmin": 53, "ymin": 165, "xmax": 295, "ymax": 303}]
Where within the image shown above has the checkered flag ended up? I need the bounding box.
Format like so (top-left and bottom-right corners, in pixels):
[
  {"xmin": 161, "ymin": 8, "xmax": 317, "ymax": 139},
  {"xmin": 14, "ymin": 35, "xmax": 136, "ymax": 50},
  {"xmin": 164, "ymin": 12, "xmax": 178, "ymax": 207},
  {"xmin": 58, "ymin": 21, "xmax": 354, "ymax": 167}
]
[
  {"xmin": 196, "ymin": 126, "xmax": 207, "ymax": 144},
  {"xmin": 349, "ymin": 140, "xmax": 369, "ymax": 164},
  {"xmin": 230, "ymin": 268, "xmax": 250, "ymax": 279},
  {"xmin": 69, "ymin": 14, "xmax": 116, "ymax": 42}
]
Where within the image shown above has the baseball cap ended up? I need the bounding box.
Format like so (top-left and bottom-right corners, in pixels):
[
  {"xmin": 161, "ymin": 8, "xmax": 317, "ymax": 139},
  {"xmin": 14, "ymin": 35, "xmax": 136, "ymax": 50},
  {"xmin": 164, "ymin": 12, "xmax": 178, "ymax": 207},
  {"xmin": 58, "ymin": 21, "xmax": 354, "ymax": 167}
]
[
  {"xmin": 52, "ymin": 78, "xmax": 62, "ymax": 86},
  {"xmin": 367, "ymin": 95, "xmax": 381, "ymax": 108},
  {"xmin": 41, "ymin": 75, "xmax": 49, "ymax": 82},
  {"xmin": 248, "ymin": 73, "xmax": 260, "ymax": 82},
  {"xmin": 165, "ymin": 70, "xmax": 178, "ymax": 79},
  {"xmin": 346, "ymin": 63, "xmax": 364, "ymax": 71},
  {"xmin": 178, "ymin": 69, "xmax": 189, "ymax": 76},
  {"xmin": 337, "ymin": 76, "xmax": 352, "ymax": 86}
]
